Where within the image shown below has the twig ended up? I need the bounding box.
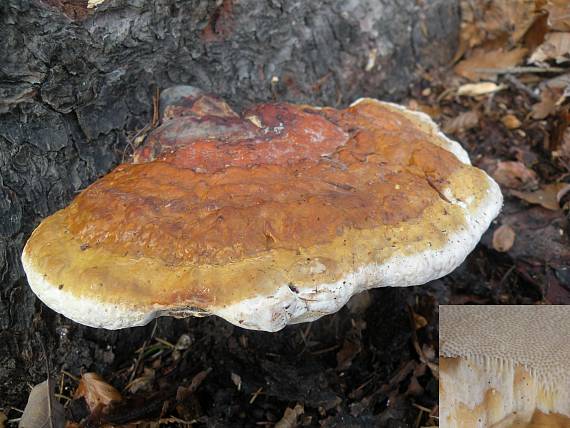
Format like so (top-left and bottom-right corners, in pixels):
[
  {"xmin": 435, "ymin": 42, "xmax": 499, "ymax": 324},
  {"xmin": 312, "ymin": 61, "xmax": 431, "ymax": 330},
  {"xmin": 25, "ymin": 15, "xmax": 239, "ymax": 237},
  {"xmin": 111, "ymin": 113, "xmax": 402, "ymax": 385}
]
[
  {"xmin": 412, "ymin": 403, "xmax": 434, "ymax": 413},
  {"xmin": 474, "ymin": 66, "xmax": 566, "ymax": 75},
  {"xmin": 36, "ymin": 333, "xmax": 56, "ymax": 428},
  {"xmin": 309, "ymin": 344, "xmax": 339, "ymax": 355},
  {"xmin": 299, "ymin": 323, "xmax": 312, "ymax": 347},
  {"xmin": 127, "ymin": 320, "xmax": 158, "ymax": 386},
  {"xmin": 151, "ymin": 86, "xmax": 160, "ymax": 128},
  {"xmin": 406, "ymin": 305, "xmax": 439, "ymax": 379},
  {"xmin": 249, "ymin": 387, "xmax": 264, "ymax": 404},
  {"xmin": 60, "ymin": 370, "xmax": 80, "ymax": 382},
  {"xmin": 54, "ymin": 393, "xmax": 72, "ymax": 403},
  {"xmin": 352, "ymin": 374, "xmax": 375, "ymax": 393},
  {"xmin": 503, "ymin": 74, "xmax": 540, "ymax": 101},
  {"xmin": 121, "ymin": 86, "xmax": 161, "ymax": 163},
  {"xmin": 154, "ymin": 337, "xmax": 176, "ymax": 349},
  {"xmin": 499, "ymin": 264, "xmax": 517, "ymax": 287},
  {"xmin": 122, "ymin": 123, "xmax": 150, "ymax": 162}
]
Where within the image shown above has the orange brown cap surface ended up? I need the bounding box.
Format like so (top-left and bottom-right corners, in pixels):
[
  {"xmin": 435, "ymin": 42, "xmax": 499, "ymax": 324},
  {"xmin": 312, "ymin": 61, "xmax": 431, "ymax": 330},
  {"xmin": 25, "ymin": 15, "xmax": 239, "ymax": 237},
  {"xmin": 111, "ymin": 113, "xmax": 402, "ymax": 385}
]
[{"xmin": 22, "ymin": 86, "xmax": 502, "ymax": 331}]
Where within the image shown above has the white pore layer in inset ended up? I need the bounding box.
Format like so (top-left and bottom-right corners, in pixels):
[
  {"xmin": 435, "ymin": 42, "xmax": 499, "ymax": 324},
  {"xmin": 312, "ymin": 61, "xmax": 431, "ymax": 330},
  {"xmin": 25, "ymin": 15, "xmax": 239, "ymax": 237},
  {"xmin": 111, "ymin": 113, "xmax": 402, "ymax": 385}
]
[
  {"xmin": 440, "ymin": 305, "xmax": 570, "ymax": 425},
  {"xmin": 440, "ymin": 356, "xmax": 570, "ymax": 428},
  {"xmin": 22, "ymin": 100, "xmax": 503, "ymax": 331}
]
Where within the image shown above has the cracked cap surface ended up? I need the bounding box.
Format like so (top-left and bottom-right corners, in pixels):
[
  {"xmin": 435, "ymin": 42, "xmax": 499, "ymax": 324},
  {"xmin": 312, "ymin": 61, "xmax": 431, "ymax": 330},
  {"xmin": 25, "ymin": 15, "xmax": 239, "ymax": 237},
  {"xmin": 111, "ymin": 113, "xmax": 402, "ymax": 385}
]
[{"xmin": 22, "ymin": 87, "xmax": 502, "ymax": 330}]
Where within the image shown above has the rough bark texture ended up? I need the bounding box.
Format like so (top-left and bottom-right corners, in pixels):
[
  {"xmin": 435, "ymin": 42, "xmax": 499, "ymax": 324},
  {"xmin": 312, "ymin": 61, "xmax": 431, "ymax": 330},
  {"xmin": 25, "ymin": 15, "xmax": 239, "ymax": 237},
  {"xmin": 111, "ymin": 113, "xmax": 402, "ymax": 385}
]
[{"xmin": 0, "ymin": 0, "xmax": 458, "ymax": 411}]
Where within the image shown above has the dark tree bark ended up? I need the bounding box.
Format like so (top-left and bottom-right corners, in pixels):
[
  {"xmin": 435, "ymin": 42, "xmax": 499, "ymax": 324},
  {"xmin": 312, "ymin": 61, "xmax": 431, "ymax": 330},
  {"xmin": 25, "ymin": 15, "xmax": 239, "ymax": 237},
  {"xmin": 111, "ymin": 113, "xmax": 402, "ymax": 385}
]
[{"xmin": 0, "ymin": 0, "xmax": 458, "ymax": 409}]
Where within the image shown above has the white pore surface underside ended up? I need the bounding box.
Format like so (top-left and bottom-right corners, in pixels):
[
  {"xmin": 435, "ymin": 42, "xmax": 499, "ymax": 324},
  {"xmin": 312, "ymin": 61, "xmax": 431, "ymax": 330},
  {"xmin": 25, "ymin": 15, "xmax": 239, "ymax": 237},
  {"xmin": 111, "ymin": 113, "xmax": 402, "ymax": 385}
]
[
  {"xmin": 22, "ymin": 100, "xmax": 503, "ymax": 331},
  {"xmin": 441, "ymin": 356, "xmax": 570, "ymax": 428}
]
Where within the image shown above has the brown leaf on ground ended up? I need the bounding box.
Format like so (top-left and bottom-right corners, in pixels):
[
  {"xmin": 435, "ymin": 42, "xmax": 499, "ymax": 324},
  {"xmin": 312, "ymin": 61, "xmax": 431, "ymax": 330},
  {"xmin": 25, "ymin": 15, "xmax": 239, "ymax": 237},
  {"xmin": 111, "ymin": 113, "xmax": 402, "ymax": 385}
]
[
  {"xmin": 455, "ymin": 48, "xmax": 528, "ymax": 81},
  {"xmin": 529, "ymin": 32, "xmax": 570, "ymax": 64},
  {"xmin": 456, "ymin": 0, "xmax": 540, "ymax": 61},
  {"xmin": 87, "ymin": 0, "xmax": 106, "ymax": 8},
  {"xmin": 531, "ymin": 87, "xmax": 564, "ymax": 118},
  {"xmin": 553, "ymin": 122, "xmax": 570, "ymax": 161},
  {"xmin": 491, "ymin": 161, "xmax": 539, "ymax": 190},
  {"xmin": 512, "ymin": 182, "xmax": 570, "ymax": 210},
  {"xmin": 74, "ymin": 372, "xmax": 122, "ymax": 414},
  {"xmin": 523, "ymin": 11, "xmax": 550, "ymax": 52},
  {"xmin": 406, "ymin": 100, "xmax": 442, "ymax": 119},
  {"xmin": 545, "ymin": 0, "xmax": 570, "ymax": 31},
  {"xmin": 336, "ymin": 339, "xmax": 362, "ymax": 371},
  {"xmin": 0, "ymin": 411, "xmax": 6, "ymax": 428},
  {"xmin": 189, "ymin": 368, "xmax": 212, "ymax": 393},
  {"xmin": 493, "ymin": 225, "xmax": 516, "ymax": 252},
  {"xmin": 406, "ymin": 375, "xmax": 424, "ymax": 397},
  {"xmin": 551, "ymin": 108, "xmax": 570, "ymax": 160},
  {"xmin": 230, "ymin": 372, "xmax": 242, "ymax": 390},
  {"xmin": 126, "ymin": 367, "xmax": 155, "ymax": 394},
  {"xmin": 457, "ymin": 82, "xmax": 504, "ymax": 96},
  {"xmin": 442, "ymin": 111, "xmax": 480, "ymax": 133},
  {"xmin": 497, "ymin": 202, "xmax": 569, "ymax": 267},
  {"xmin": 175, "ymin": 384, "xmax": 203, "ymax": 421},
  {"xmin": 413, "ymin": 312, "xmax": 428, "ymax": 330},
  {"xmin": 275, "ymin": 404, "xmax": 304, "ymax": 428},
  {"xmin": 19, "ymin": 380, "xmax": 65, "ymax": 428},
  {"xmin": 531, "ymin": 73, "xmax": 570, "ymax": 118}
]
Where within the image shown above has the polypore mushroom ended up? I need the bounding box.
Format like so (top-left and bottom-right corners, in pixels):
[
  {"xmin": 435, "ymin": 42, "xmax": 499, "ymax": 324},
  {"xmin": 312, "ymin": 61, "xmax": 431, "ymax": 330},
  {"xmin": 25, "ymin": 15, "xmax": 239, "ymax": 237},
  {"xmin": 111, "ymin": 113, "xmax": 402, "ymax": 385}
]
[
  {"xmin": 22, "ymin": 86, "xmax": 502, "ymax": 331},
  {"xmin": 439, "ymin": 305, "xmax": 570, "ymax": 428}
]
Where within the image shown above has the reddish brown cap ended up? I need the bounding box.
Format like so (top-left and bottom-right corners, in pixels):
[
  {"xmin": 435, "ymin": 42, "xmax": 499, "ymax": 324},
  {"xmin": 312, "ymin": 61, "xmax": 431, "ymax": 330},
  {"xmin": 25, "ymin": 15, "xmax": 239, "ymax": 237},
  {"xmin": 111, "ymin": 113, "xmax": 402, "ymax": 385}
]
[{"xmin": 22, "ymin": 87, "xmax": 502, "ymax": 331}]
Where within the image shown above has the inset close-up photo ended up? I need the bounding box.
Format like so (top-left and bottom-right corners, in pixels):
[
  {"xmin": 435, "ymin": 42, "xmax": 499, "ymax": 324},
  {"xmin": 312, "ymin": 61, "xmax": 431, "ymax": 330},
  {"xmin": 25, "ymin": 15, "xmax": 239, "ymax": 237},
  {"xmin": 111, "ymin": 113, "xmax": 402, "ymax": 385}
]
[{"xmin": 440, "ymin": 305, "xmax": 570, "ymax": 428}]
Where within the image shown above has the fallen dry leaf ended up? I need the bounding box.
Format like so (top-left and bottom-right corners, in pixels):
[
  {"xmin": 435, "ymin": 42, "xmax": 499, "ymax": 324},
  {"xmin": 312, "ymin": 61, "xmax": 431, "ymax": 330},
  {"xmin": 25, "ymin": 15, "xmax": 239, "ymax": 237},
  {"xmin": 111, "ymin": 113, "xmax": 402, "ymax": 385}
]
[
  {"xmin": 491, "ymin": 161, "xmax": 539, "ymax": 190},
  {"xmin": 512, "ymin": 182, "xmax": 570, "ymax": 210},
  {"xmin": 175, "ymin": 334, "xmax": 193, "ymax": 350},
  {"xmin": 230, "ymin": 372, "xmax": 242, "ymax": 390},
  {"xmin": 406, "ymin": 100, "xmax": 442, "ymax": 119},
  {"xmin": 0, "ymin": 411, "xmax": 6, "ymax": 428},
  {"xmin": 531, "ymin": 87, "xmax": 564, "ymax": 118},
  {"xmin": 189, "ymin": 368, "xmax": 212, "ymax": 392},
  {"xmin": 557, "ymin": 184, "xmax": 570, "ymax": 208},
  {"xmin": 413, "ymin": 312, "xmax": 428, "ymax": 330},
  {"xmin": 493, "ymin": 225, "xmax": 516, "ymax": 252},
  {"xmin": 455, "ymin": 48, "xmax": 528, "ymax": 81},
  {"xmin": 531, "ymin": 73, "xmax": 570, "ymax": 119},
  {"xmin": 489, "ymin": 201, "xmax": 569, "ymax": 267},
  {"xmin": 502, "ymin": 114, "xmax": 522, "ymax": 129},
  {"xmin": 443, "ymin": 111, "xmax": 480, "ymax": 134},
  {"xmin": 126, "ymin": 367, "xmax": 155, "ymax": 394},
  {"xmin": 19, "ymin": 380, "xmax": 65, "ymax": 428},
  {"xmin": 553, "ymin": 122, "xmax": 570, "ymax": 161},
  {"xmin": 74, "ymin": 372, "xmax": 122, "ymax": 414},
  {"xmin": 456, "ymin": 0, "xmax": 540, "ymax": 61},
  {"xmin": 529, "ymin": 32, "xmax": 570, "ymax": 64},
  {"xmin": 545, "ymin": 0, "xmax": 570, "ymax": 31},
  {"xmin": 275, "ymin": 404, "xmax": 304, "ymax": 428},
  {"xmin": 87, "ymin": 0, "xmax": 106, "ymax": 8},
  {"xmin": 457, "ymin": 82, "xmax": 504, "ymax": 96},
  {"xmin": 336, "ymin": 339, "xmax": 362, "ymax": 371}
]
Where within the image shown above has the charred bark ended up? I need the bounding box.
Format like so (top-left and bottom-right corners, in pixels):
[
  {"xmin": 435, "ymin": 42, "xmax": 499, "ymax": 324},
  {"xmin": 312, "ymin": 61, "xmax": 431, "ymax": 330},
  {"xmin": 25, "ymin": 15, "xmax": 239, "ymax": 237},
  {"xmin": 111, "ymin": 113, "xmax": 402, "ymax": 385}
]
[{"xmin": 0, "ymin": 0, "xmax": 458, "ymax": 409}]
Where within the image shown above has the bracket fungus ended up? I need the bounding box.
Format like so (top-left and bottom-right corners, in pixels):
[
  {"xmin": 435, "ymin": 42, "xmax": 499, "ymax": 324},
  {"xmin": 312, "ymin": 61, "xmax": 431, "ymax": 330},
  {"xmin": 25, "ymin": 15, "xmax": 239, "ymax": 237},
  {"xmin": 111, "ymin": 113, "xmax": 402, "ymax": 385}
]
[
  {"xmin": 440, "ymin": 305, "xmax": 570, "ymax": 428},
  {"xmin": 22, "ymin": 86, "xmax": 502, "ymax": 331}
]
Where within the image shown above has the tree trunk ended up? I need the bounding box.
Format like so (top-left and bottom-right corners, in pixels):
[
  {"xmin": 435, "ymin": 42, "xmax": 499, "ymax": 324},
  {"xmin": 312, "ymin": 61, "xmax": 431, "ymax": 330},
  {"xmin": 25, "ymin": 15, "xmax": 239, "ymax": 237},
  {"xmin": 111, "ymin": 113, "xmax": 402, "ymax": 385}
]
[{"xmin": 0, "ymin": 0, "xmax": 458, "ymax": 410}]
